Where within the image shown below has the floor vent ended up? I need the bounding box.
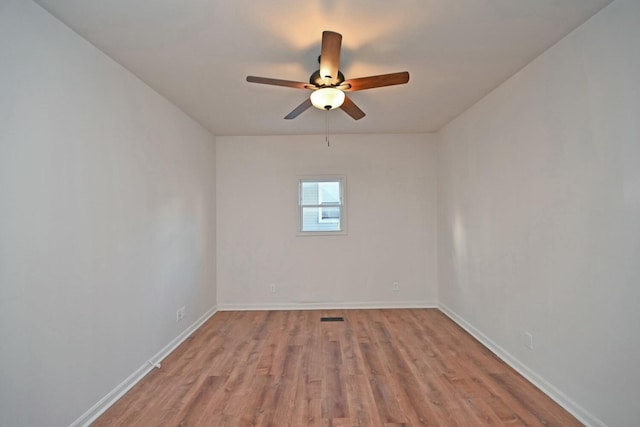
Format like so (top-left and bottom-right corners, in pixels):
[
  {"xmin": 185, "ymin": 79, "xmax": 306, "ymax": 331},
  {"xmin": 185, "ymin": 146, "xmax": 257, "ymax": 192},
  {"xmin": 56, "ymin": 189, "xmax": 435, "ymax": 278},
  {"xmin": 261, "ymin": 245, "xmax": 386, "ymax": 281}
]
[{"xmin": 320, "ymin": 317, "xmax": 345, "ymax": 322}]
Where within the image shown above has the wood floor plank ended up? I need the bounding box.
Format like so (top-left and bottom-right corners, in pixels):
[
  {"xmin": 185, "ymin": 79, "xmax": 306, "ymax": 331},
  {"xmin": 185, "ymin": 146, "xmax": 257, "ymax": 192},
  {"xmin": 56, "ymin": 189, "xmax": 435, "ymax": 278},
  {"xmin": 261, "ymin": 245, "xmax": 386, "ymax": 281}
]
[
  {"xmin": 345, "ymin": 374, "xmax": 385, "ymax": 426},
  {"xmin": 174, "ymin": 375, "xmax": 227, "ymax": 426},
  {"xmin": 93, "ymin": 309, "xmax": 582, "ymax": 426},
  {"xmin": 321, "ymin": 340, "xmax": 348, "ymax": 419}
]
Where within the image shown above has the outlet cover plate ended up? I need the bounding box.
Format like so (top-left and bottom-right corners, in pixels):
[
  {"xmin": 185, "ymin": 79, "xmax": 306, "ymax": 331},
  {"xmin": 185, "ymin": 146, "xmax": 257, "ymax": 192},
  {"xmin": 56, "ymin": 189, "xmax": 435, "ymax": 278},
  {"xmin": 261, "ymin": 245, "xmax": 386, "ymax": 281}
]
[{"xmin": 524, "ymin": 331, "xmax": 534, "ymax": 350}]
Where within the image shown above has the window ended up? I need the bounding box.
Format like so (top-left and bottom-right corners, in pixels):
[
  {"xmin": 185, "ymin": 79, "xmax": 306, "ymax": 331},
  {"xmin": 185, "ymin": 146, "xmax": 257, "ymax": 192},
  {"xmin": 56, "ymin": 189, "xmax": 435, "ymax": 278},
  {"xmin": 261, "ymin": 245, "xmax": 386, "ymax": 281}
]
[{"xmin": 298, "ymin": 177, "xmax": 346, "ymax": 234}]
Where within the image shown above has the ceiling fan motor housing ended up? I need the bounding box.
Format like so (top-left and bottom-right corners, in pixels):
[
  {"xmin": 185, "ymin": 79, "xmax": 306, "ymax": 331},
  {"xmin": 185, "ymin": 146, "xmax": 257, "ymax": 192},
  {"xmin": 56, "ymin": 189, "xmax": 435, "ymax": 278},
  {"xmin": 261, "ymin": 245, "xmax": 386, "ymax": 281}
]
[{"xmin": 310, "ymin": 69, "xmax": 346, "ymax": 87}]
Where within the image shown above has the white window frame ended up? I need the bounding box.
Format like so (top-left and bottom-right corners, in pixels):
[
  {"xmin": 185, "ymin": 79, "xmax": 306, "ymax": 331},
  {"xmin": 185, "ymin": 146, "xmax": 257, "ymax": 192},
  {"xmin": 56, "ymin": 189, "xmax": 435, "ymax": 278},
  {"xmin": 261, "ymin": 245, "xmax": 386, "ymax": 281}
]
[{"xmin": 297, "ymin": 175, "xmax": 347, "ymax": 236}]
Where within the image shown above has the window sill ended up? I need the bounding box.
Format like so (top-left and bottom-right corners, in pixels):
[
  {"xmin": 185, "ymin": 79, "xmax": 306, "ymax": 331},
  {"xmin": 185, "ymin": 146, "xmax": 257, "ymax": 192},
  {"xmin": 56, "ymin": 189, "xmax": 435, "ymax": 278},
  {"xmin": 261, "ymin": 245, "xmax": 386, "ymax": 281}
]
[{"xmin": 296, "ymin": 230, "xmax": 348, "ymax": 237}]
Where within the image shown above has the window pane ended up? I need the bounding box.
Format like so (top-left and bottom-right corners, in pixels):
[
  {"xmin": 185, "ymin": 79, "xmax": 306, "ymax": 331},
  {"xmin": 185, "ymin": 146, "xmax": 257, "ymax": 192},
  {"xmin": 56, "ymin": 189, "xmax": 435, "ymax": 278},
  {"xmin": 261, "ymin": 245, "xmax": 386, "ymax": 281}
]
[
  {"xmin": 301, "ymin": 182, "xmax": 320, "ymax": 205},
  {"xmin": 302, "ymin": 207, "xmax": 341, "ymax": 231},
  {"xmin": 301, "ymin": 181, "xmax": 341, "ymax": 205},
  {"xmin": 318, "ymin": 182, "xmax": 340, "ymax": 204}
]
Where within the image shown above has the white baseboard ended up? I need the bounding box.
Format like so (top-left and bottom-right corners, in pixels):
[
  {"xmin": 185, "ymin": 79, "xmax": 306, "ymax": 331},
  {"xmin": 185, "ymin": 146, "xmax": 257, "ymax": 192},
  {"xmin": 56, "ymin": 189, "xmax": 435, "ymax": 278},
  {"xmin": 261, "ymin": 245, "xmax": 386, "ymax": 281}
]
[
  {"xmin": 218, "ymin": 300, "xmax": 438, "ymax": 311},
  {"xmin": 438, "ymin": 303, "xmax": 606, "ymax": 427},
  {"xmin": 69, "ymin": 305, "xmax": 218, "ymax": 427}
]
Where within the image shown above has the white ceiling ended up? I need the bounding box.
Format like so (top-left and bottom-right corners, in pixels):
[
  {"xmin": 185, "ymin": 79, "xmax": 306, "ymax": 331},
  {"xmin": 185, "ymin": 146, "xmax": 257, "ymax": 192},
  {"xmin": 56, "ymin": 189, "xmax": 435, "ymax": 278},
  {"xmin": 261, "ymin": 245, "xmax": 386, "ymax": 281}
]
[{"xmin": 34, "ymin": 0, "xmax": 612, "ymax": 136}]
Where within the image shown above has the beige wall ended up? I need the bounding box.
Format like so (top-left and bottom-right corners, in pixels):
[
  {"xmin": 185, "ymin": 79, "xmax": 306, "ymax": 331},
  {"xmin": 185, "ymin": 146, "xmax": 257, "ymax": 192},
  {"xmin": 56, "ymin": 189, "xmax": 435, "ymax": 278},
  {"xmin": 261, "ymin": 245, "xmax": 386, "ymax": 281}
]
[{"xmin": 216, "ymin": 134, "xmax": 438, "ymax": 309}]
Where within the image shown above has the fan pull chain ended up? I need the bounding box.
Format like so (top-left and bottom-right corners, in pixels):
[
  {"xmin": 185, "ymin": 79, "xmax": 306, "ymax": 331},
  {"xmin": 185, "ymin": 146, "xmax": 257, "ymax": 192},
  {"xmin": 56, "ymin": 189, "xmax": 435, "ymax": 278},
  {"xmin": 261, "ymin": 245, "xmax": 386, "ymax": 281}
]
[{"xmin": 325, "ymin": 109, "xmax": 331, "ymax": 147}]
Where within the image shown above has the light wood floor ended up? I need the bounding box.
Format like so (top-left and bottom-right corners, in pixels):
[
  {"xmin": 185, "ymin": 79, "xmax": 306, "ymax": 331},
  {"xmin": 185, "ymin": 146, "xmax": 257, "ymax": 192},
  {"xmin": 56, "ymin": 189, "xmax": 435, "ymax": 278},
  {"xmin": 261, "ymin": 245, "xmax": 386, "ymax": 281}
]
[{"xmin": 93, "ymin": 309, "xmax": 581, "ymax": 426}]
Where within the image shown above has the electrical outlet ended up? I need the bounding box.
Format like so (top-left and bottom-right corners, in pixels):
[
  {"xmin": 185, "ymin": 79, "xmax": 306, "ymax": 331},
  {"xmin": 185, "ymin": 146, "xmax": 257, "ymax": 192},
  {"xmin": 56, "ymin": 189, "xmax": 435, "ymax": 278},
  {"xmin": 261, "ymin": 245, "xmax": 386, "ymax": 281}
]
[
  {"xmin": 269, "ymin": 283, "xmax": 277, "ymax": 293},
  {"xmin": 392, "ymin": 281, "xmax": 400, "ymax": 291},
  {"xmin": 176, "ymin": 306, "xmax": 186, "ymax": 322},
  {"xmin": 524, "ymin": 331, "xmax": 534, "ymax": 350}
]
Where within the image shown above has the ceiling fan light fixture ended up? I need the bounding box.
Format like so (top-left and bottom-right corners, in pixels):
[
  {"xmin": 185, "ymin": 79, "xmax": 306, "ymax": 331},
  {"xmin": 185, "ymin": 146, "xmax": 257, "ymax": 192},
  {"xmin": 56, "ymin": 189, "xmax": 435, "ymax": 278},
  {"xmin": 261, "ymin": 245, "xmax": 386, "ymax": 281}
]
[{"xmin": 310, "ymin": 87, "xmax": 345, "ymax": 110}]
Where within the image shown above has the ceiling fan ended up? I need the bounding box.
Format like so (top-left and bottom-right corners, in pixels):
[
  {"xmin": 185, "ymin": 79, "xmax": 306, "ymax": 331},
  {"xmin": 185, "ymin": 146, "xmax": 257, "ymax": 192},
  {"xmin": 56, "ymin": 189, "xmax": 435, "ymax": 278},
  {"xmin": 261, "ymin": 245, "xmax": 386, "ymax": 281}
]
[{"xmin": 246, "ymin": 31, "xmax": 410, "ymax": 120}]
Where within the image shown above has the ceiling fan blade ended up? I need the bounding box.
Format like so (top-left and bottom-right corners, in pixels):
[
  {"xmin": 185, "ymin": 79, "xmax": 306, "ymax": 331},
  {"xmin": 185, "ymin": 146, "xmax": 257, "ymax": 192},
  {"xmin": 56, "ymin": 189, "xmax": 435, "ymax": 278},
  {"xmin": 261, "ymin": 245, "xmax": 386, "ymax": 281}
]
[
  {"xmin": 340, "ymin": 95, "xmax": 366, "ymax": 120},
  {"xmin": 343, "ymin": 71, "xmax": 410, "ymax": 91},
  {"xmin": 246, "ymin": 76, "xmax": 314, "ymax": 90},
  {"xmin": 284, "ymin": 98, "xmax": 313, "ymax": 120},
  {"xmin": 319, "ymin": 31, "xmax": 342, "ymax": 85}
]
